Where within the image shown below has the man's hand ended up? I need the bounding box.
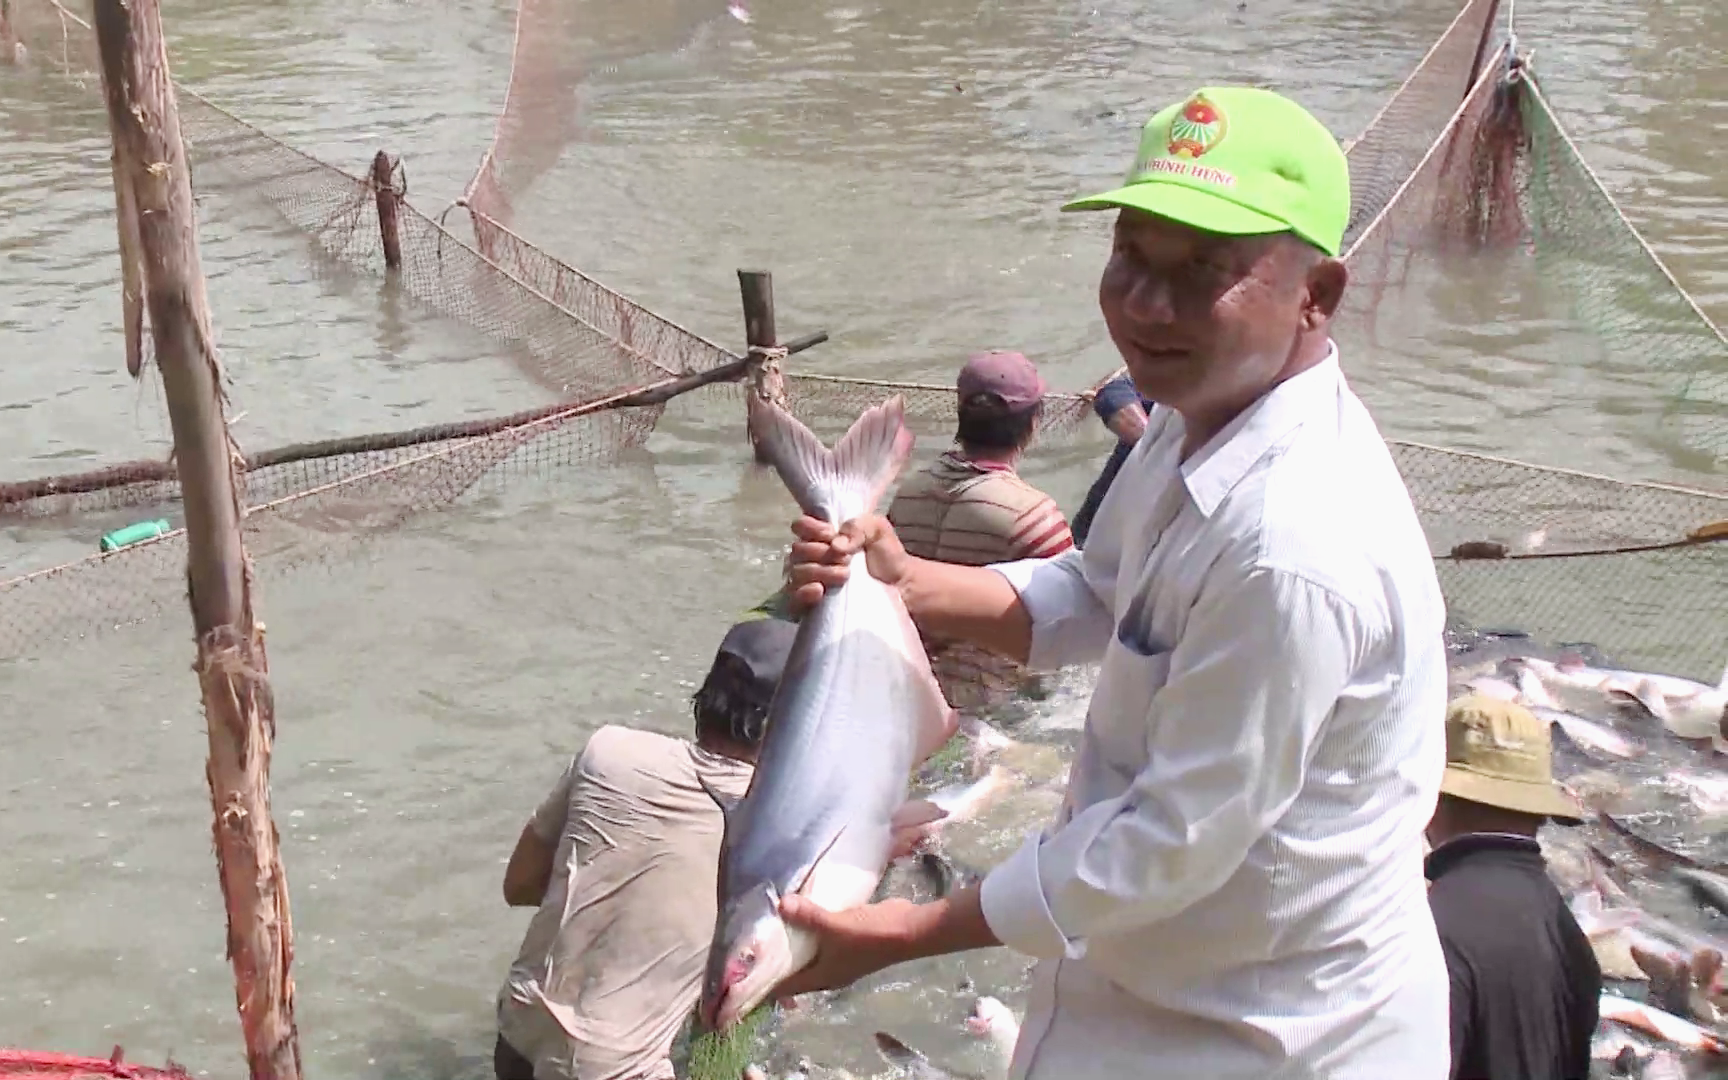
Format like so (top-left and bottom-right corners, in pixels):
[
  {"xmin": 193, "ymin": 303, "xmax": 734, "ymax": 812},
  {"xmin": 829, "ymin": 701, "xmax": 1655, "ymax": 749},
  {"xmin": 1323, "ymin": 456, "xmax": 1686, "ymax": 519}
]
[
  {"xmin": 787, "ymin": 514, "xmax": 914, "ymax": 615},
  {"xmin": 889, "ymin": 806, "xmax": 946, "ymax": 860},
  {"xmin": 770, "ymin": 896, "xmax": 929, "ymax": 999},
  {"xmin": 769, "ymin": 887, "xmax": 1001, "ymax": 1005},
  {"xmin": 1104, "ymin": 400, "xmax": 1148, "ymax": 445}
]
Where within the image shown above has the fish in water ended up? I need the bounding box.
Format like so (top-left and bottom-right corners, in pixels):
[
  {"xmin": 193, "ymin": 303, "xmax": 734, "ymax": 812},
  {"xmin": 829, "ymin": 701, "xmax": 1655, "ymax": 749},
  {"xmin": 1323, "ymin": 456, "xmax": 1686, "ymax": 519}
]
[
  {"xmin": 1599, "ymin": 992, "xmax": 1728, "ymax": 1054},
  {"xmin": 1675, "ymin": 867, "xmax": 1728, "ymax": 918},
  {"xmin": 727, "ymin": 0, "xmax": 752, "ymax": 23},
  {"xmin": 1513, "ymin": 656, "xmax": 1728, "ymax": 744},
  {"xmin": 699, "ymin": 397, "xmax": 956, "ymax": 1031},
  {"xmin": 1511, "ymin": 668, "xmax": 1644, "ymax": 760},
  {"xmin": 963, "ymin": 996, "xmax": 1020, "ymax": 1074},
  {"xmin": 1669, "ymin": 769, "xmax": 1728, "ymax": 815},
  {"xmin": 873, "ymin": 1033, "xmax": 964, "ymax": 1080}
]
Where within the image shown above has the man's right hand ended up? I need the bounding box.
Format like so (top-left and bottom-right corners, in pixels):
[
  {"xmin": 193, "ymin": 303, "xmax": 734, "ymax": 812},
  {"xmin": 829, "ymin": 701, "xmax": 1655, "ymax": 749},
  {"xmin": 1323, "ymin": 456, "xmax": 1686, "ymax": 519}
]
[
  {"xmin": 1105, "ymin": 401, "xmax": 1149, "ymax": 445},
  {"xmin": 787, "ymin": 514, "xmax": 913, "ymax": 615}
]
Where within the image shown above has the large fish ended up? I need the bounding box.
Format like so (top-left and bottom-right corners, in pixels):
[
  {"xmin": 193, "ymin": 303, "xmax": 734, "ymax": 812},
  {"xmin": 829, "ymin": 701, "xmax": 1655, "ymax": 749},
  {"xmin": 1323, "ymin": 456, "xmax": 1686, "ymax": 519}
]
[
  {"xmin": 699, "ymin": 395, "xmax": 955, "ymax": 1031},
  {"xmin": 1513, "ymin": 656, "xmax": 1727, "ymax": 746}
]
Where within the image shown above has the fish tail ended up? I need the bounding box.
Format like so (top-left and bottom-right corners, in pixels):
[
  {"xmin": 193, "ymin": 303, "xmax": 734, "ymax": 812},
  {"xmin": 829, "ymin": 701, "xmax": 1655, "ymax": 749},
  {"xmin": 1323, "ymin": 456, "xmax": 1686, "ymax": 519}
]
[{"xmin": 747, "ymin": 394, "xmax": 913, "ymax": 525}]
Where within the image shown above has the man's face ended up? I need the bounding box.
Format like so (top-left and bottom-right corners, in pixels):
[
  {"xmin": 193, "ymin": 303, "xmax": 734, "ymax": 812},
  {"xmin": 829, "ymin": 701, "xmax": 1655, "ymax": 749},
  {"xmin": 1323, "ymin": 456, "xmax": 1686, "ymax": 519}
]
[{"xmin": 1098, "ymin": 209, "xmax": 1331, "ymax": 419}]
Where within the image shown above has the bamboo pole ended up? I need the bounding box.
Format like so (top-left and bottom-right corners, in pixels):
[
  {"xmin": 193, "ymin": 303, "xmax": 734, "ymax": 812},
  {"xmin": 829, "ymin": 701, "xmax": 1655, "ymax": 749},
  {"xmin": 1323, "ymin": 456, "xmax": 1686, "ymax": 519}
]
[{"xmin": 91, "ymin": 2, "xmax": 302, "ymax": 1078}]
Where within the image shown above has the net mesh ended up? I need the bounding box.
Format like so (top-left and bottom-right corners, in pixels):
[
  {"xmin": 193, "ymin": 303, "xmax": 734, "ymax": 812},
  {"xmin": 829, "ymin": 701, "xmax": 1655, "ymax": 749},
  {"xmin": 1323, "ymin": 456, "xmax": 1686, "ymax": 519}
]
[
  {"xmin": 2, "ymin": 0, "xmax": 1724, "ymax": 684},
  {"xmin": 1335, "ymin": 53, "xmax": 1728, "ymax": 681}
]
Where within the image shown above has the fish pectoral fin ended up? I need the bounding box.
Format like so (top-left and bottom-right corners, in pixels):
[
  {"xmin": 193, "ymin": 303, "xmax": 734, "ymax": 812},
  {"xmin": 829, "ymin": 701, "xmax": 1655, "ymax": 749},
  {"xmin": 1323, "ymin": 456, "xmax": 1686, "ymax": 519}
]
[
  {"xmin": 793, "ymin": 825, "xmax": 850, "ymax": 898},
  {"xmin": 697, "ymin": 775, "xmax": 744, "ymax": 824}
]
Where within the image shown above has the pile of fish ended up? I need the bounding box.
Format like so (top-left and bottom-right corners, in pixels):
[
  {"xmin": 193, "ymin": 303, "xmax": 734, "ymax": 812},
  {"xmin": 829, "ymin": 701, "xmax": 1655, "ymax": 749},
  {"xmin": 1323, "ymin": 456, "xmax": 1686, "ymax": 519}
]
[{"xmin": 1456, "ymin": 642, "xmax": 1728, "ymax": 1078}]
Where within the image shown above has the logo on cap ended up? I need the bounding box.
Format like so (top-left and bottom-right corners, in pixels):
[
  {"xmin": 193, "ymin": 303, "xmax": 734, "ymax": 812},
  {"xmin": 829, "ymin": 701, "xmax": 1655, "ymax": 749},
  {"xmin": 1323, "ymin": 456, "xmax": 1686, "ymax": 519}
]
[{"xmin": 1167, "ymin": 93, "xmax": 1227, "ymax": 160}]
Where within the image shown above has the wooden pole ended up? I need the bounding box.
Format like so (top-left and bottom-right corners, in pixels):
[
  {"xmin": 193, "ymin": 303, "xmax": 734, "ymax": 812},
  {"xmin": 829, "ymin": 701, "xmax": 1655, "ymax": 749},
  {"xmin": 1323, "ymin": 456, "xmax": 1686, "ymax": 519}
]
[
  {"xmin": 370, "ymin": 150, "xmax": 402, "ymax": 271},
  {"xmin": 1463, "ymin": 0, "xmax": 1505, "ymax": 98},
  {"xmin": 91, "ymin": 2, "xmax": 302, "ymax": 1079},
  {"xmin": 1, "ymin": 0, "xmax": 18, "ymax": 63},
  {"xmin": 737, "ymin": 269, "xmax": 787, "ymax": 464}
]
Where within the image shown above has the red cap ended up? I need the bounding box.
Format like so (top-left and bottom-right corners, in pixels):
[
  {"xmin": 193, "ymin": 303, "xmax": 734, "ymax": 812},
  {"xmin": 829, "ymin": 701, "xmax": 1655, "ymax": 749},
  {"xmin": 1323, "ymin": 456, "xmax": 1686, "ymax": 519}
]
[{"xmin": 956, "ymin": 351, "xmax": 1047, "ymax": 409}]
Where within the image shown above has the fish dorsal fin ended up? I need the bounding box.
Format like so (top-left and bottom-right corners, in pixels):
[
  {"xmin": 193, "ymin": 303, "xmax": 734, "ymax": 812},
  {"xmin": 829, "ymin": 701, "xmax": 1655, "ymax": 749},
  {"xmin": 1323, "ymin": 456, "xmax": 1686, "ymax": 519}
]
[
  {"xmin": 698, "ymin": 775, "xmax": 744, "ymax": 824},
  {"xmin": 747, "ymin": 394, "xmax": 914, "ymax": 525}
]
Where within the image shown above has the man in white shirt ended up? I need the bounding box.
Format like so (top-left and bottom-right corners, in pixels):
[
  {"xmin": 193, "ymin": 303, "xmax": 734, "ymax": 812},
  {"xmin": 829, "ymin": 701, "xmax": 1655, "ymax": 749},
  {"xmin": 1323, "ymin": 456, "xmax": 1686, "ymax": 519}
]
[{"xmin": 767, "ymin": 86, "xmax": 1451, "ymax": 1078}]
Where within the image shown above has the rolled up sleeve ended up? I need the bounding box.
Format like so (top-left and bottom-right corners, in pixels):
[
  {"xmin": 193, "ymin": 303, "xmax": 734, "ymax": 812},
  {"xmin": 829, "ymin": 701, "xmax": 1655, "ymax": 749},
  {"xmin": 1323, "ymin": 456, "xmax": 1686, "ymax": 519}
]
[
  {"xmin": 979, "ymin": 566, "xmax": 1378, "ymax": 958},
  {"xmin": 1092, "ymin": 375, "xmax": 1141, "ymax": 423},
  {"xmin": 989, "ymin": 548, "xmax": 1113, "ymax": 672}
]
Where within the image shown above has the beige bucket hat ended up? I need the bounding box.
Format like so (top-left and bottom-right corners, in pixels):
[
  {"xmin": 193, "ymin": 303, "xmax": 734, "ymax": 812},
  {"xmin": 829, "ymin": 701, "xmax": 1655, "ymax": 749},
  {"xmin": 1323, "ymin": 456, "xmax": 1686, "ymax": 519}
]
[{"xmin": 1439, "ymin": 695, "xmax": 1584, "ymax": 825}]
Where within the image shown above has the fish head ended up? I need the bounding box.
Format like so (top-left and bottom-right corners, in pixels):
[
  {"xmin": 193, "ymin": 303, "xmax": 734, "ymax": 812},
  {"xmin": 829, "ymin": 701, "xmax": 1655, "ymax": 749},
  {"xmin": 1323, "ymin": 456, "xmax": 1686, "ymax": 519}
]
[{"xmin": 701, "ymin": 882, "xmax": 793, "ymax": 1031}]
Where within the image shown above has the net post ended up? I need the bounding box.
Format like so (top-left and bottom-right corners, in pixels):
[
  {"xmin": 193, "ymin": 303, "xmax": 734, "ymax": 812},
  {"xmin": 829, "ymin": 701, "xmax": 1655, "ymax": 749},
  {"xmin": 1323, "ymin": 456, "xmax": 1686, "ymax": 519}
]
[
  {"xmin": 1463, "ymin": 0, "xmax": 1505, "ymax": 99},
  {"xmin": 738, "ymin": 269, "xmax": 787, "ymax": 463},
  {"xmin": 371, "ymin": 150, "xmax": 403, "ymax": 271},
  {"xmin": 1, "ymin": 0, "xmax": 18, "ymax": 63},
  {"xmin": 91, "ymin": 1, "xmax": 302, "ymax": 1077}
]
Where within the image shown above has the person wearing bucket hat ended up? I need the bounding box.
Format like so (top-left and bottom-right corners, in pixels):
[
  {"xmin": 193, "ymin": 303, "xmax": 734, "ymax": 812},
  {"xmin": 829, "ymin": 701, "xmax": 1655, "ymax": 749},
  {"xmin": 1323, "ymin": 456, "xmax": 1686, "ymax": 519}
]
[
  {"xmin": 1424, "ymin": 695, "xmax": 1600, "ymax": 1080},
  {"xmin": 768, "ymin": 86, "xmax": 1448, "ymax": 1080}
]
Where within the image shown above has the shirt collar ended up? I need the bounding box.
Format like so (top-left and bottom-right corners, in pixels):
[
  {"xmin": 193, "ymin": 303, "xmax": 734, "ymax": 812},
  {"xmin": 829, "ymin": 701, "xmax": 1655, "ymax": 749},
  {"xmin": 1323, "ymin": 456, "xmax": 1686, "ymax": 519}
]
[
  {"xmin": 1424, "ymin": 832, "xmax": 1544, "ymax": 881},
  {"xmin": 941, "ymin": 449, "xmax": 1016, "ymax": 474},
  {"xmin": 1178, "ymin": 342, "xmax": 1343, "ymax": 518}
]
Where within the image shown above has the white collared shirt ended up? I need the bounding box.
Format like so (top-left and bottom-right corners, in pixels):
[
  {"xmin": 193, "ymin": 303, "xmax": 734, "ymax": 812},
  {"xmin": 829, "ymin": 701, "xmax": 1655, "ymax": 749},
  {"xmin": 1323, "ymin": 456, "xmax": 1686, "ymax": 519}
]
[{"xmin": 980, "ymin": 345, "xmax": 1452, "ymax": 1079}]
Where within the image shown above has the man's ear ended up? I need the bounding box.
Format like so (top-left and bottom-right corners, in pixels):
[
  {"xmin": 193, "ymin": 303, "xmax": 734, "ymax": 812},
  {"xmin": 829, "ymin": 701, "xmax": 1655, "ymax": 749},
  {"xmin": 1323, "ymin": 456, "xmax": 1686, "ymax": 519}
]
[{"xmin": 1303, "ymin": 257, "xmax": 1348, "ymax": 328}]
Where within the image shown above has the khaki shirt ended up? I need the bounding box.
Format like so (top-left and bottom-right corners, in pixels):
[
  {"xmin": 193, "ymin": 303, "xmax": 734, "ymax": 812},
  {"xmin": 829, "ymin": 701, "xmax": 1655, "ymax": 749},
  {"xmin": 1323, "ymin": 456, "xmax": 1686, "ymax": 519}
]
[{"xmin": 497, "ymin": 727, "xmax": 753, "ymax": 1080}]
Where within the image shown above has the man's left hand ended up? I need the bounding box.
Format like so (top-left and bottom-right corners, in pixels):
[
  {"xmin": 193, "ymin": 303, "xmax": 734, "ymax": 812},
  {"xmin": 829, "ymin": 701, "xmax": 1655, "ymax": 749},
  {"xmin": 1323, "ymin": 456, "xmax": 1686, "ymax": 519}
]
[{"xmin": 770, "ymin": 896, "xmax": 928, "ymax": 1000}]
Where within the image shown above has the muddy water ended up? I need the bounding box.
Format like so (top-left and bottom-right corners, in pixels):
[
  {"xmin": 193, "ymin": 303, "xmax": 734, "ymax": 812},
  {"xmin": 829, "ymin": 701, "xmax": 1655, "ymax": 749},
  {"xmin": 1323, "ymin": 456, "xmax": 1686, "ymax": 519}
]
[{"xmin": 1, "ymin": 0, "xmax": 1724, "ymax": 1076}]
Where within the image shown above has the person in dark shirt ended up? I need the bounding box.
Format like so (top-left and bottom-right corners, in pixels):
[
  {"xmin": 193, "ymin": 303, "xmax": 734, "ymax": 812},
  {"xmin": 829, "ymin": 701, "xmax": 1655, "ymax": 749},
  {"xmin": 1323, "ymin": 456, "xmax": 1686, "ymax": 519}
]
[
  {"xmin": 1070, "ymin": 373, "xmax": 1150, "ymax": 548},
  {"xmin": 1425, "ymin": 695, "xmax": 1601, "ymax": 1080}
]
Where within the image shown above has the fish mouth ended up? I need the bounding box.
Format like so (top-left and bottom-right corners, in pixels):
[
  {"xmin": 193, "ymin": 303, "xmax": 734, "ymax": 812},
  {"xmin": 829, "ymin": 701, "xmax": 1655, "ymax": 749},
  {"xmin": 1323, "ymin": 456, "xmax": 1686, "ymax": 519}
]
[{"xmin": 699, "ymin": 992, "xmax": 725, "ymax": 1033}]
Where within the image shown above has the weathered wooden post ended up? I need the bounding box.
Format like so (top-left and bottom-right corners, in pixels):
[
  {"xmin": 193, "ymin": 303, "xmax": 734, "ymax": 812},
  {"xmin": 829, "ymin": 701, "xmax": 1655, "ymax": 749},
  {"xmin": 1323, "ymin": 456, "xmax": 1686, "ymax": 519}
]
[
  {"xmin": 737, "ymin": 269, "xmax": 788, "ymax": 463},
  {"xmin": 370, "ymin": 150, "xmax": 402, "ymax": 271},
  {"xmin": 1, "ymin": 0, "xmax": 17, "ymax": 63},
  {"xmin": 1463, "ymin": 0, "xmax": 1505, "ymax": 96},
  {"xmin": 92, "ymin": 2, "xmax": 302, "ymax": 1078}
]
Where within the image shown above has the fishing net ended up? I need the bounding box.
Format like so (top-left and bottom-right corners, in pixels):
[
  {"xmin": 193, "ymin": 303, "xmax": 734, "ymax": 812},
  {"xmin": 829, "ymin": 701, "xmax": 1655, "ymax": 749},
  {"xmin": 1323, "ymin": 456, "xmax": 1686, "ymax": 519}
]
[
  {"xmin": 0, "ymin": 1048, "xmax": 189, "ymax": 1080},
  {"xmin": 1, "ymin": 0, "xmax": 1724, "ymax": 685},
  {"xmin": 1336, "ymin": 52, "xmax": 1728, "ymax": 682},
  {"xmin": 2, "ymin": 0, "xmax": 734, "ymax": 403}
]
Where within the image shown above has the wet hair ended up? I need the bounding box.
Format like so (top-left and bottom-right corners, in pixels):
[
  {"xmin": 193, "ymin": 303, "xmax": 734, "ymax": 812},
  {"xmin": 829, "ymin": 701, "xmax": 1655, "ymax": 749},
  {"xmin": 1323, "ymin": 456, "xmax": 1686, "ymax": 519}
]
[
  {"xmin": 955, "ymin": 395, "xmax": 1041, "ymax": 453},
  {"xmin": 691, "ymin": 652, "xmax": 773, "ymax": 750}
]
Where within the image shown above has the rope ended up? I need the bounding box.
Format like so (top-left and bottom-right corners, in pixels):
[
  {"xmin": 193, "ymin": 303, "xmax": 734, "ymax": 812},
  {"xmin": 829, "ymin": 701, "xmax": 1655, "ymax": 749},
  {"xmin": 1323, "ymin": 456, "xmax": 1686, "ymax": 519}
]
[{"xmin": 1504, "ymin": 0, "xmax": 1518, "ymax": 69}]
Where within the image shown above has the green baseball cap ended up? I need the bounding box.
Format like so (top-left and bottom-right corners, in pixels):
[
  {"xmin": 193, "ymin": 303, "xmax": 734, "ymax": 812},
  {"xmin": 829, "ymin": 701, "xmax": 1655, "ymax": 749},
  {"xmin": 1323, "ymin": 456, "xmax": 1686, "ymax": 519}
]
[{"xmin": 1063, "ymin": 87, "xmax": 1351, "ymax": 258}]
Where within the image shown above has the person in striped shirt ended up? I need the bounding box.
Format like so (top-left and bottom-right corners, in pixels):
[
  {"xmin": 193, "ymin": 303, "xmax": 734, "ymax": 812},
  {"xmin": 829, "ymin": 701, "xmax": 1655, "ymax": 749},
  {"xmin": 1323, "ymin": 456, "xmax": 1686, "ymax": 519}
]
[
  {"xmin": 886, "ymin": 350, "xmax": 1072, "ymax": 709},
  {"xmin": 887, "ymin": 350, "xmax": 1073, "ymax": 566}
]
